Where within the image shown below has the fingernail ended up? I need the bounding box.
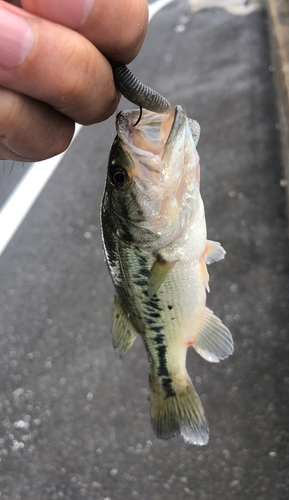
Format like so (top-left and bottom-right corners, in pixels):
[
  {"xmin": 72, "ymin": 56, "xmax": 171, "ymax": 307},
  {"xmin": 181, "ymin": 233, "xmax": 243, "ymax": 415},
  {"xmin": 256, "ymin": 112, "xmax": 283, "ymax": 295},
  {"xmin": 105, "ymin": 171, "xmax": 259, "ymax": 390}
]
[
  {"xmin": 0, "ymin": 9, "xmax": 34, "ymax": 68},
  {"xmin": 48, "ymin": 0, "xmax": 94, "ymax": 29}
]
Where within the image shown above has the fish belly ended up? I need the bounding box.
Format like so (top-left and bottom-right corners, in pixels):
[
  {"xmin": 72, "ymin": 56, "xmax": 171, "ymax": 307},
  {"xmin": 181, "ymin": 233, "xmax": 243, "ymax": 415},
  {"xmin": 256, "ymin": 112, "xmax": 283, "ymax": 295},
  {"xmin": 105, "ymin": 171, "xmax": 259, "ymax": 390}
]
[
  {"xmin": 117, "ymin": 245, "xmax": 209, "ymax": 446},
  {"xmin": 149, "ymin": 260, "xmax": 205, "ymax": 371},
  {"xmin": 108, "ymin": 235, "xmax": 206, "ymax": 372}
]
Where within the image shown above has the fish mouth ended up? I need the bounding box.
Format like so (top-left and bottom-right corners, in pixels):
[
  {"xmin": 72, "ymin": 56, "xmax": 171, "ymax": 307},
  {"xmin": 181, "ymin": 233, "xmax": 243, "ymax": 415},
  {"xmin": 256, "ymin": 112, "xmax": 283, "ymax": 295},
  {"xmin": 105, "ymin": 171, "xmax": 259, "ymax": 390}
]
[
  {"xmin": 116, "ymin": 106, "xmax": 187, "ymax": 186},
  {"xmin": 116, "ymin": 106, "xmax": 187, "ymax": 175},
  {"xmin": 113, "ymin": 105, "xmax": 200, "ymax": 249}
]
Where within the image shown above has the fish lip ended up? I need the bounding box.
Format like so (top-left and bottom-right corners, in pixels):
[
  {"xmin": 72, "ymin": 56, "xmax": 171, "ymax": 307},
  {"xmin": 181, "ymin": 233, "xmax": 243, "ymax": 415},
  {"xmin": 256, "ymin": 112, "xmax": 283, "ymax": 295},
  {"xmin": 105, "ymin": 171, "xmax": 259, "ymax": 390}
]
[
  {"xmin": 115, "ymin": 109, "xmax": 137, "ymax": 144},
  {"xmin": 162, "ymin": 105, "xmax": 187, "ymax": 157}
]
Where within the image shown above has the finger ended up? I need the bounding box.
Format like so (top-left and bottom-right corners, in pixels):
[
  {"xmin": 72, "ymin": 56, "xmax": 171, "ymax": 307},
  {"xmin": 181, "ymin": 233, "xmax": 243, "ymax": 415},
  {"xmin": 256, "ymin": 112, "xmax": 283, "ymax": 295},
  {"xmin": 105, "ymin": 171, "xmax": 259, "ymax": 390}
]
[
  {"xmin": 22, "ymin": 0, "xmax": 149, "ymax": 63},
  {"xmin": 0, "ymin": 2, "xmax": 119, "ymax": 125},
  {"xmin": 4, "ymin": 0, "xmax": 22, "ymax": 6},
  {"xmin": 0, "ymin": 87, "xmax": 75, "ymax": 161}
]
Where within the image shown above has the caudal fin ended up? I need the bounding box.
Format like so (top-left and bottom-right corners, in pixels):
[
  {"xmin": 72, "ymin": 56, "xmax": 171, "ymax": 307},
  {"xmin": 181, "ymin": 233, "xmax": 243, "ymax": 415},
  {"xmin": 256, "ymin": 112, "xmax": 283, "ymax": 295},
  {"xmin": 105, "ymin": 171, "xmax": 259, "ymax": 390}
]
[{"xmin": 149, "ymin": 376, "xmax": 209, "ymax": 445}]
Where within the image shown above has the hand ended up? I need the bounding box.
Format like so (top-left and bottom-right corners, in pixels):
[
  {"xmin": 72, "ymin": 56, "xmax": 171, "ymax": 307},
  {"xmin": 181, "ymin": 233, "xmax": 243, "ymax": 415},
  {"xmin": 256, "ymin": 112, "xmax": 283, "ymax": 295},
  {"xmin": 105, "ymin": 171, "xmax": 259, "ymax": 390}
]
[{"xmin": 0, "ymin": 0, "xmax": 148, "ymax": 161}]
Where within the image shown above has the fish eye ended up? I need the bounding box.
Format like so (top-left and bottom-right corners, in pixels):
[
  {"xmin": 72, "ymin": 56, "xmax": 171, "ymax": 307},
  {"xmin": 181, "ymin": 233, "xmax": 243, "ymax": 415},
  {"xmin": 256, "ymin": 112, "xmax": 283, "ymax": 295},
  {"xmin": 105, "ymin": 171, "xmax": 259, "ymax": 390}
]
[{"xmin": 110, "ymin": 166, "xmax": 131, "ymax": 189}]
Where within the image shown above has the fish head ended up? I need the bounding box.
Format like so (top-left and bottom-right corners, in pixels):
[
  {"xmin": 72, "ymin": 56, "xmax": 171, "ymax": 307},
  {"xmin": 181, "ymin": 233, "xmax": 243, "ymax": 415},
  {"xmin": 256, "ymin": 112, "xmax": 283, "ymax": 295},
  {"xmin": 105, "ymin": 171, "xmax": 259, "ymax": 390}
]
[{"xmin": 103, "ymin": 105, "xmax": 201, "ymax": 252}]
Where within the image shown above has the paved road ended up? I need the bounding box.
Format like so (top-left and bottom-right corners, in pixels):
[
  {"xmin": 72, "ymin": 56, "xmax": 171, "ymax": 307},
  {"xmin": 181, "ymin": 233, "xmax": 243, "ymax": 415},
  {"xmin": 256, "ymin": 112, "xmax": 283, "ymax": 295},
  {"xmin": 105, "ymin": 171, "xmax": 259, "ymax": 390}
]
[{"xmin": 0, "ymin": 1, "xmax": 288, "ymax": 499}]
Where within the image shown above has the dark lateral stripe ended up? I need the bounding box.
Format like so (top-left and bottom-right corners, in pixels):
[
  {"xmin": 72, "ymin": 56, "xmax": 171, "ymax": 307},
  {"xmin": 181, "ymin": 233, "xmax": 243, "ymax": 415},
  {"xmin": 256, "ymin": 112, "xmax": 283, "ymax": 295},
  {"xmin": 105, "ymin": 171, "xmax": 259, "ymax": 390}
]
[
  {"xmin": 153, "ymin": 334, "xmax": 164, "ymax": 345},
  {"xmin": 134, "ymin": 279, "xmax": 147, "ymax": 287},
  {"xmin": 156, "ymin": 345, "xmax": 169, "ymax": 377},
  {"xmin": 148, "ymin": 312, "xmax": 161, "ymax": 318},
  {"xmin": 139, "ymin": 267, "xmax": 150, "ymax": 277},
  {"xmin": 137, "ymin": 255, "xmax": 148, "ymax": 266},
  {"xmin": 145, "ymin": 318, "xmax": 157, "ymax": 325},
  {"xmin": 162, "ymin": 376, "xmax": 176, "ymax": 398},
  {"xmin": 145, "ymin": 300, "xmax": 162, "ymax": 311},
  {"xmin": 151, "ymin": 325, "xmax": 163, "ymax": 333}
]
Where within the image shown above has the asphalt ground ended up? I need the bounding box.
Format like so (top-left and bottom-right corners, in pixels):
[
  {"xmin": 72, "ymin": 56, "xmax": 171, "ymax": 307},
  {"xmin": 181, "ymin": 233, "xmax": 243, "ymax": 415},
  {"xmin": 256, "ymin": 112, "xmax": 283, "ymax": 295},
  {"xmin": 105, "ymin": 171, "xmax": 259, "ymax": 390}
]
[{"xmin": 0, "ymin": 1, "xmax": 289, "ymax": 499}]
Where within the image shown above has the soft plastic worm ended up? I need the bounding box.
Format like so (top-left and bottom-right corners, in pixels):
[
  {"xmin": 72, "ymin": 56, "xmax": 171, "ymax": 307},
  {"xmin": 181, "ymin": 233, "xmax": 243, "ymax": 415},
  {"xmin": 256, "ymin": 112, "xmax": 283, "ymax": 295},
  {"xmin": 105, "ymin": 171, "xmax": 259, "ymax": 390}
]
[{"xmin": 112, "ymin": 64, "xmax": 172, "ymax": 114}]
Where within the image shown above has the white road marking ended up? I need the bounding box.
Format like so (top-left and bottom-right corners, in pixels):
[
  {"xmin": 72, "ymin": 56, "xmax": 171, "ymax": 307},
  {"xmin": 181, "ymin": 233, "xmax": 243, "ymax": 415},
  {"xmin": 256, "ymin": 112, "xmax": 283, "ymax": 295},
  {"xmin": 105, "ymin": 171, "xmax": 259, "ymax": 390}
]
[
  {"xmin": 0, "ymin": 0, "xmax": 173, "ymax": 257},
  {"xmin": 188, "ymin": 0, "xmax": 261, "ymax": 15},
  {"xmin": 149, "ymin": 0, "xmax": 175, "ymax": 21},
  {"xmin": 0, "ymin": 124, "xmax": 82, "ymax": 256}
]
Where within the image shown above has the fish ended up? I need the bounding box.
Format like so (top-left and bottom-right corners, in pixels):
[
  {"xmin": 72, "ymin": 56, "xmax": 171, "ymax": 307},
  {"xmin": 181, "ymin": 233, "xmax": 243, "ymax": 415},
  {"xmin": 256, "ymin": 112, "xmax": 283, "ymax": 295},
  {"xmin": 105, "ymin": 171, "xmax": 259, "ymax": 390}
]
[{"xmin": 101, "ymin": 104, "xmax": 233, "ymax": 445}]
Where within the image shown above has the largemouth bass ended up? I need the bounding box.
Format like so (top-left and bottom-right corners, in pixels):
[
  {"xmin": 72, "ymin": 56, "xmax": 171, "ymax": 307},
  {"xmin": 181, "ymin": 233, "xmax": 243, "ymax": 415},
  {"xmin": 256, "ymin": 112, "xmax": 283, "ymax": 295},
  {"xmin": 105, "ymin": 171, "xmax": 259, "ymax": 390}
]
[{"xmin": 101, "ymin": 105, "xmax": 233, "ymax": 445}]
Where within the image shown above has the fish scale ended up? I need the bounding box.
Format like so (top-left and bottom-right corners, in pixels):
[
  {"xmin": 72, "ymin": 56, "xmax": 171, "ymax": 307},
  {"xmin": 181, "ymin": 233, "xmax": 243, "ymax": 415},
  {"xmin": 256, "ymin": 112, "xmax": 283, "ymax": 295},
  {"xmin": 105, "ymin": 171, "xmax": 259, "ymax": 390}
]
[
  {"xmin": 101, "ymin": 105, "xmax": 233, "ymax": 445},
  {"xmin": 112, "ymin": 243, "xmax": 187, "ymax": 398}
]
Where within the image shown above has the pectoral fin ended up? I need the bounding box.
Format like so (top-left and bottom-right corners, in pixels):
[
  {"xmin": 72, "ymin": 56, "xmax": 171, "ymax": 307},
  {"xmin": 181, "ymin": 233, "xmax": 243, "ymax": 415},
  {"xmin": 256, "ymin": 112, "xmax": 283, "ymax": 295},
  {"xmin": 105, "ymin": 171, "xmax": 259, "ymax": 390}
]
[
  {"xmin": 148, "ymin": 257, "xmax": 176, "ymax": 299},
  {"xmin": 112, "ymin": 295, "xmax": 139, "ymax": 357},
  {"xmin": 192, "ymin": 307, "xmax": 234, "ymax": 362},
  {"xmin": 205, "ymin": 240, "xmax": 226, "ymax": 265}
]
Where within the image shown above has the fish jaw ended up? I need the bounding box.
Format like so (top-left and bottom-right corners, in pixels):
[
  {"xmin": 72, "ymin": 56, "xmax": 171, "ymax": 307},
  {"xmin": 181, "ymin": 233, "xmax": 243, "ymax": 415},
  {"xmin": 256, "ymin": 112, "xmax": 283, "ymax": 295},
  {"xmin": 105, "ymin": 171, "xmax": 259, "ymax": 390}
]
[{"xmin": 112, "ymin": 106, "xmax": 202, "ymax": 255}]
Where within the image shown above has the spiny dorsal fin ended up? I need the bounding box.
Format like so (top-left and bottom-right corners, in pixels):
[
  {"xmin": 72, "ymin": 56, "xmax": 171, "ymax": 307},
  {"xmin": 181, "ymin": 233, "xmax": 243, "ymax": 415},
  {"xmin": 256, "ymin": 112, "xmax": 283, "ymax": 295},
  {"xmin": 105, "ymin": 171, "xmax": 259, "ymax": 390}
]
[
  {"xmin": 148, "ymin": 257, "xmax": 176, "ymax": 299},
  {"xmin": 206, "ymin": 240, "xmax": 226, "ymax": 265},
  {"xmin": 112, "ymin": 295, "xmax": 139, "ymax": 357},
  {"xmin": 188, "ymin": 118, "xmax": 201, "ymax": 146},
  {"xmin": 192, "ymin": 307, "xmax": 233, "ymax": 362}
]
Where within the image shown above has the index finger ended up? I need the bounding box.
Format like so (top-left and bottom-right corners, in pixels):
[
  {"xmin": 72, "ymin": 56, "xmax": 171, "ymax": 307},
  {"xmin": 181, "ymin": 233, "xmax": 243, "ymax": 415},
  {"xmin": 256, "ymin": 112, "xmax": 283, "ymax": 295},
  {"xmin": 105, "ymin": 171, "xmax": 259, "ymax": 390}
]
[{"xmin": 21, "ymin": 0, "xmax": 149, "ymax": 63}]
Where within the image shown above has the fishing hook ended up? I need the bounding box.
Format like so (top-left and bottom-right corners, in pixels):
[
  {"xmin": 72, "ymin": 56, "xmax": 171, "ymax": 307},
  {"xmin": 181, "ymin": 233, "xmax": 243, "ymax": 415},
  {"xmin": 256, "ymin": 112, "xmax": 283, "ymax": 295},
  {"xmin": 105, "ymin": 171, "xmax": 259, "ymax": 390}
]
[{"xmin": 133, "ymin": 105, "xmax": 142, "ymax": 127}]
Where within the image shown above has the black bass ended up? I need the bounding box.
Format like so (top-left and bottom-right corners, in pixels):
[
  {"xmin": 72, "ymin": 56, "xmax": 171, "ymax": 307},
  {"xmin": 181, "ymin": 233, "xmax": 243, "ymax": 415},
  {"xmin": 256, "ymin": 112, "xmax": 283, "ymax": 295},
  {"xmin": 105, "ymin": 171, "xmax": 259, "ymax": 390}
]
[{"xmin": 101, "ymin": 105, "xmax": 233, "ymax": 445}]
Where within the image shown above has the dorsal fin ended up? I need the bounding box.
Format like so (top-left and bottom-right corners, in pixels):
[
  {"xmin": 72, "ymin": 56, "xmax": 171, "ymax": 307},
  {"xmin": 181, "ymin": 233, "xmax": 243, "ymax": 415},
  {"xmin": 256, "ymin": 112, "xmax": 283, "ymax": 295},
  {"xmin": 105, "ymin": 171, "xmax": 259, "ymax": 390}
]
[{"xmin": 112, "ymin": 295, "xmax": 139, "ymax": 357}]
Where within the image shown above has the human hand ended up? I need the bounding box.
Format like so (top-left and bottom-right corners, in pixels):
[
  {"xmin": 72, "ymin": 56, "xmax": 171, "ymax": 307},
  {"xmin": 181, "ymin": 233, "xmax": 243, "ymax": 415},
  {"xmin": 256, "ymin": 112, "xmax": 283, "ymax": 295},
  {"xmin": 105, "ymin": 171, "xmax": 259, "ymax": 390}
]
[{"xmin": 0, "ymin": 0, "xmax": 148, "ymax": 161}]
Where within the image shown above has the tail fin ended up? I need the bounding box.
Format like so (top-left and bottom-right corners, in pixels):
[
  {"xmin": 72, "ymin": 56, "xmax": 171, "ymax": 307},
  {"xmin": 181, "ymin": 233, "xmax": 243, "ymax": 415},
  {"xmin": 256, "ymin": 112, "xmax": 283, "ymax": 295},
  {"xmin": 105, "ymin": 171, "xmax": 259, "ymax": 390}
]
[{"xmin": 149, "ymin": 375, "xmax": 209, "ymax": 445}]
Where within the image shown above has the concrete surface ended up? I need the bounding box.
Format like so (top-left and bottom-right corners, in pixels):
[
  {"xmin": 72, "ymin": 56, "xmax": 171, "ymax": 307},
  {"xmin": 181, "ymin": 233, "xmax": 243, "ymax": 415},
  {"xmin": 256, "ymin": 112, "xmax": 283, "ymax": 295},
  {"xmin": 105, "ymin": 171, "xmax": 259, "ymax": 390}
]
[{"xmin": 0, "ymin": 1, "xmax": 288, "ymax": 499}]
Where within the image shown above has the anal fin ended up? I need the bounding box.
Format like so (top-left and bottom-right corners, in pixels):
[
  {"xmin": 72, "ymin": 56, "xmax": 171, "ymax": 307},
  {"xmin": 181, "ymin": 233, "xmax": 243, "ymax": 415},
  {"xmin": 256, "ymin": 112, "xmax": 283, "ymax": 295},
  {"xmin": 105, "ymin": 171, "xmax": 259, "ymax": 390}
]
[
  {"xmin": 112, "ymin": 295, "xmax": 139, "ymax": 357},
  {"xmin": 192, "ymin": 307, "xmax": 234, "ymax": 362}
]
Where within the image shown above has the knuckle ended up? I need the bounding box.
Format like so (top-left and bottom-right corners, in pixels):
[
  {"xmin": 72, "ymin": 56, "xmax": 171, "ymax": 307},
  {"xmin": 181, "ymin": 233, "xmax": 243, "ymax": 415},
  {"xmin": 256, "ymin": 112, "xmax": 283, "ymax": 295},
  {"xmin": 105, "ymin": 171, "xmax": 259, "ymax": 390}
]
[
  {"xmin": 53, "ymin": 40, "xmax": 116, "ymax": 124},
  {"xmin": 0, "ymin": 87, "xmax": 74, "ymax": 161},
  {"xmin": 0, "ymin": 88, "xmax": 24, "ymax": 138}
]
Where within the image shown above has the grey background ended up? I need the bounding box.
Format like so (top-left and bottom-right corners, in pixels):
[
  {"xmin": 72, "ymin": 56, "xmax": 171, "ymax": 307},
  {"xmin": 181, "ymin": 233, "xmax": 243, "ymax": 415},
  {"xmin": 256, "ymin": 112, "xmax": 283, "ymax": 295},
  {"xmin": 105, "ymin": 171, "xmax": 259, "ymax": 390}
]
[{"xmin": 0, "ymin": 1, "xmax": 288, "ymax": 499}]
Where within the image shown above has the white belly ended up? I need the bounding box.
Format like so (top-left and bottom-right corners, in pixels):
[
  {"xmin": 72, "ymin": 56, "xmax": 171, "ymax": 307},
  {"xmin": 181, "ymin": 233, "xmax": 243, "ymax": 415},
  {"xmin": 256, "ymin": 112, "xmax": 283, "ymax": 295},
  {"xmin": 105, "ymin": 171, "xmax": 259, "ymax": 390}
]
[{"xmin": 155, "ymin": 258, "xmax": 207, "ymax": 380}]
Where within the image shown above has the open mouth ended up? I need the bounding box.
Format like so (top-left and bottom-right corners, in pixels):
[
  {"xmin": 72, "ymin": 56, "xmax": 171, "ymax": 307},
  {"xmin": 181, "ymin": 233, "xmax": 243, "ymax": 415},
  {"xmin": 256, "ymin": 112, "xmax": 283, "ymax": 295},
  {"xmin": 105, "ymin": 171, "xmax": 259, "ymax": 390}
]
[
  {"xmin": 116, "ymin": 106, "xmax": 185, "ymax": 161},
  {"xmin": 113, "ymin": 105, "xmax": 197, "ymax": 244},
  {"xmin": 130, "ymin": 108, "xmax": 176, "ymax": 156},
  {"xmin": 115, "ymin": 106, "xmax": 188, "ymax": 190}
]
